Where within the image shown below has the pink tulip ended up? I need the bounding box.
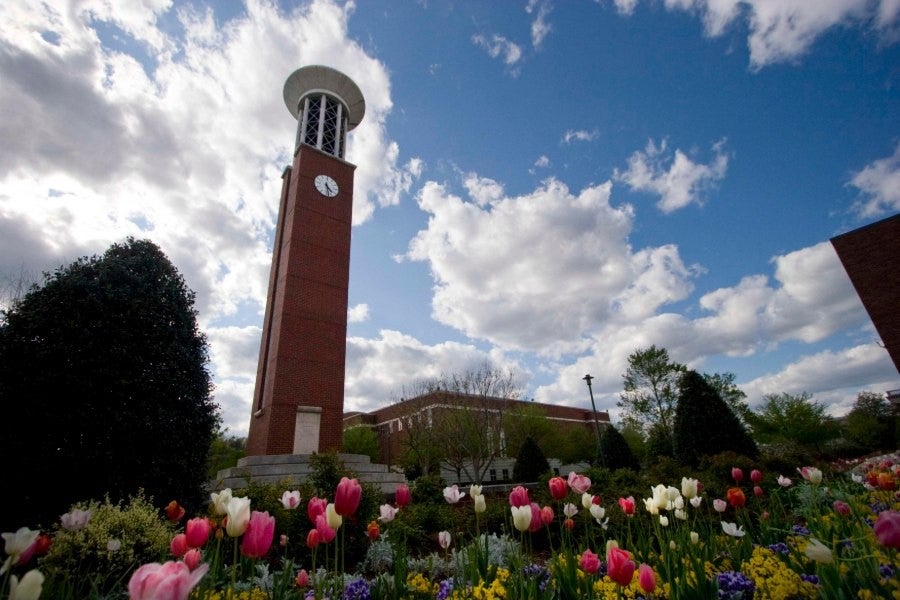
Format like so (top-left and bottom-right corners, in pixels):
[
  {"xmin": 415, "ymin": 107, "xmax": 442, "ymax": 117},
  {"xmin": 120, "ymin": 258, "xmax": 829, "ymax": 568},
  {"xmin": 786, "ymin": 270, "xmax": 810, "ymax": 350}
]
[
  {"xmin": 185, "ymin": 518, "xmax": 210, "ymax": 549},
  {"xmin": 334, "ymin": 477, "xmax": 362, "ymax": 516},
  {"xmin": 833, "ymin": 501, "xmax": 851, "ymax": 516},
  {"xmin": 528, "ymin": 502, "xmax": 542, "ymax": 533},
  {"xmin": 606, "ymin": 546, "xmax": 635, "ymax": 587},
  {"xmin": 183, "ymin": 548, "xmax": 202, "ymax": 571},
  {"xmin": 508, "ymin": 486, "xmax": 530, "ymax": 507},
  {"xmin": 128, "ymin": 560, "xmax": 209, "ymax": 600},
  {"xmin": 315, "ymin": 514, "xmax": 336, "ymax": 544},
  {"xmin": 281, "ymin": 490, "xmax": 301, "ymax": 510},
  {"xmin": 731, "ymin": 467, "xmax": 743, "ymax": 483},
  {"xmin": 750, "ymin": 469, "xmax": 763, "ymax": 484},
  {"xmin": 713, "ymin": 498, "xmax": 727, "ymax": 512},
  {"xmin": 438, "ymin": 530, "xmax": 452, "ymax": 550},
  {"xmin": 170, "ymin": 533, "xmax": 188, "ymax": 558},
  {"xmin": 541, "ymin": 505, "xmax": 555, "ymax": 525},
  {"xmin": 296, "ymin": 569, "xmax": 310, "ymax": 588},
  {"xmin": 395, "ymin": 484, "xmax": 411, "ymax": 508},
  {"xmin": 548, "ymin": 476, "xmax": 567, "ymax": 500},
  {"xmin": 443, "ymin": 484, "xmax": 466, "ymax": 504},
  {"xmin": 874, "ymin": 510, "xmax": 900, "ymax": 548},
  {"xmin": 567, "ymin": 472, "xmax": 591, "ymax": 494},
  {"xmin": 753, "ymin": 485, "xmax": 764, "ymax": 498},
  {"xmin": 579, "ymin": 548, "xmax": 600, "ymax": 575},
  {"xmin": 241, "ymin": 511, "xmax": 275, "ymax": 558},
  {"xmin": 307, "ymin": 497, "xmax": 327, "ymax": 524},
  {"xmin": 638, "ymin": 563, "xmax": 656, "ymax": 593}
]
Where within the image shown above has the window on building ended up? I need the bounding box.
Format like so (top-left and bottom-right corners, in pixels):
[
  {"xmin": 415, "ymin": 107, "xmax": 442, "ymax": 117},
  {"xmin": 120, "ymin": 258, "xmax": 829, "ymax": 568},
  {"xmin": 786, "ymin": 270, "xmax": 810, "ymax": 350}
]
[
  {"xmin": 490, "ymin": 469, "xmax": 497, "ymax": 481},
  {"xmin": 502, "ymin": 468, "xmax": 509, "ymax": 481}
]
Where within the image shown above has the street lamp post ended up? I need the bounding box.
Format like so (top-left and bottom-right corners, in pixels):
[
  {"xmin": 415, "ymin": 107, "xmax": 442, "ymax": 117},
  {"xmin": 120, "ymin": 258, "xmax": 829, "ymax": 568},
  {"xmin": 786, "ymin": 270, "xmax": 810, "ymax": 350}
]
[{"xmin": 582, "ymin": 374, "xmax": 603, "ymax": 445}]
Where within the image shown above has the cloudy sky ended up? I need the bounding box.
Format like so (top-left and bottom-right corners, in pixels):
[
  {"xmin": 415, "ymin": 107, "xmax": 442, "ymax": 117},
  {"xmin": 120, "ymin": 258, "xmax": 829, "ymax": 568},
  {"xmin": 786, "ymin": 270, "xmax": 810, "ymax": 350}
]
[{"xmin": 2, "ymin": 0, "xmax": 898, "ymax": 437}]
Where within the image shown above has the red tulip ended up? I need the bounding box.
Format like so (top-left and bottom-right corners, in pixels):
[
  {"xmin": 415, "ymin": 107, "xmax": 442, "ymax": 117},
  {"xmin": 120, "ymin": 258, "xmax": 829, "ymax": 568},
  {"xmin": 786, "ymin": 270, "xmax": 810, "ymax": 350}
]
[
  {"xmin": 307, "ymin": 497, "xmax": 327, "ymax": 524},
  {"xmin": 726, "ymin": 487, "xmax": 746, "ymax": 508},
  {"xmin": 750, "ymin": 469, "xmax": 763, "ymax": 484},
  {"xmin": 241, "ymin": 511, "xmax": 275, "ymax": 558},
  {"xmin": 334, "ymin": 477, "xmax": 362, "ymax": 517},
  {"xmin": 170, "ymin": 533, "xmax": 188, "ymax": 558},
  {"xmin": 579, "ymin": 548, "xmax": 600, "ymax": 575},
  {"xmin": 548, "ymin": 476, "xmax": 567, "ymax": 500},
  {"xmin": 618, "ymin": 496, "xmax": 636, "ymax": 516},
  {"xmin": 833, "ymin": 501, "xmax": 851, "ymax": 516},
  {"xmin": 185, "ymin": 518, "xmax": 210, "ymax": 549},
  {"xmin": 508, "ymin": 486, "xmax": 530, "ymax": 508},
  {"xmin": 731, "ymin": 467, "xmax": 743, "ymax": 483},
  {"xmin": 165, "ymin": 500, "xmax": 185, "ymax": 523},
  {"xmin": 306, "ymin": 529, "xmax": 320, "ymax": 549},
  {"xmin": 395, "ymin": 484, "xmax": 411, "ymax": 508},
  {"xmin": 563, "ymin": 518, "xmax": 575, "ymax": 531},
  {"xmin": 367, "ymin": 520, "xmax": 380, "ymax": 541},
  {"xmin": 606, "ymin": 547, "xmax": 635, "ymax": 587},
  {"xmin": 874, "ymin": 510, "xmax": 900, "ymax": 548},
  {"xmin": 638, "ymin": 563, "xmax": 656, "ymax": 593}
]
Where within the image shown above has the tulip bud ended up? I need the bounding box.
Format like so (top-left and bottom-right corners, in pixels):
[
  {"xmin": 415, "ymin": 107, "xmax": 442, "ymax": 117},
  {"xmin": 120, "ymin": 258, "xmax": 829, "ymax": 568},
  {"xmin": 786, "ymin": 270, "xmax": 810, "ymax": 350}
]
[{"xmin": 296, "ymin": 569, "xmax": 310, "ymax": 588}]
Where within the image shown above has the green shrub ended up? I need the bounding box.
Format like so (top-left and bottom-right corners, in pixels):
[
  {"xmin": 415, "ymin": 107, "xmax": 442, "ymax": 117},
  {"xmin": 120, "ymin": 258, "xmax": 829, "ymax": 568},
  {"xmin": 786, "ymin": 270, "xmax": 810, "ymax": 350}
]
[{"xmin": 40, "ymin": 493, "xmax": 173, "ymax": 596}]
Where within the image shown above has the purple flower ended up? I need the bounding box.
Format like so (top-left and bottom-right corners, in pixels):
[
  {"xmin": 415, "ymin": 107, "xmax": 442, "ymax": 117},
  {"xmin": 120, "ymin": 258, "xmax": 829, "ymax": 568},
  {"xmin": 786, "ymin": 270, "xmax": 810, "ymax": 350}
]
[
  {"xmin": 717, "ymin": 571, "xmax": 755, "ymax": 599},
  {"xmin": 342, "ymin": 577, "xmax": 371, "ymax": 600}
]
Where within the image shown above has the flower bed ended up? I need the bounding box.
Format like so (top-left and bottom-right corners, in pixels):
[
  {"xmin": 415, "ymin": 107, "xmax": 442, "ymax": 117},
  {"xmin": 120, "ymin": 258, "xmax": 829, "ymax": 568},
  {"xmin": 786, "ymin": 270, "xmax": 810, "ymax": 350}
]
[{"xmin": 2, "ymin": 456, "xmax": 898, "ymax": 599}]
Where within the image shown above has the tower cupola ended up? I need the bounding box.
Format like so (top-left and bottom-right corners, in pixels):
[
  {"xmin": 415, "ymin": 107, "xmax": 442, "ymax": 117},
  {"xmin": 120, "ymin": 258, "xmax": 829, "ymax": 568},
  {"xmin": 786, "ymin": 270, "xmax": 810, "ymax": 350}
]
[{"xmin": 283, "ymin": 65, "xmax": 365, "ymax": 159}]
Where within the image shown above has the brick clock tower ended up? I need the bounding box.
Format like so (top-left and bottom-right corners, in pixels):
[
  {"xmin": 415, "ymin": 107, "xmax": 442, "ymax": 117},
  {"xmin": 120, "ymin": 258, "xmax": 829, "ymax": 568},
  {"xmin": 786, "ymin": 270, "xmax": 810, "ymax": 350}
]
[{"xmin": 246, "ymin": 65, "xmax": 365, "ymax": 456}]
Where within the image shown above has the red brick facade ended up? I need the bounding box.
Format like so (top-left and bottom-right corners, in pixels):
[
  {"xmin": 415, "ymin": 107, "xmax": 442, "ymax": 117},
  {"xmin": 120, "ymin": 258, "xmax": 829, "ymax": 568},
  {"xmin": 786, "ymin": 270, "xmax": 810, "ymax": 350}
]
[
  {"xmin": 247, "ymin": 145, "xmax": 357, "ymax": 455},
  {"xmin": 344, "ymin": 392, "xmax": 610, "ymax": 468},
  {"xmin": 831, "ymin": 214, "xmax": 900, "ymax": 373}
]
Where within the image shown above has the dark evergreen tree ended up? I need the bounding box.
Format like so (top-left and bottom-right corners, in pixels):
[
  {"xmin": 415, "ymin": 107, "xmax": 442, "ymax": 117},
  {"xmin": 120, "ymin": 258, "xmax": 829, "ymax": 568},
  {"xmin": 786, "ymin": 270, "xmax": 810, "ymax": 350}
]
[
  {"xmin": 598, "ymin": 425, "xmax": 641, "ymax": 471},
  {"xmin": 512, "ymin": 436, "xmax": 550, "ymax": 482},
  {"xmin": 0, "ymin": 238, "xmax": 218, "ymax": 529},
  {"xmin": 673, "ymin": 370, "xmax": 757, "ymax": 467}
]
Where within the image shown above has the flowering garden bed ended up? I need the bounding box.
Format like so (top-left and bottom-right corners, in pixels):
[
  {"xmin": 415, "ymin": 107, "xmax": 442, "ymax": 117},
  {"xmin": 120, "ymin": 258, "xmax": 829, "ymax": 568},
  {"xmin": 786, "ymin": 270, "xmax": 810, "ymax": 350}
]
[{"xmin": 2, "ymin": 454, "xmax": 898, "ymax": 599}]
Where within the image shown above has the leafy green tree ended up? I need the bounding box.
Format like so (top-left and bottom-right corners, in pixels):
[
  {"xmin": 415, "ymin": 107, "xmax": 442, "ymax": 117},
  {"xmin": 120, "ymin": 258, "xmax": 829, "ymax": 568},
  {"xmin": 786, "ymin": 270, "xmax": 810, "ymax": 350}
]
[
  {"xmin": 673, "ymin": 370, "xmax": 758, "ymax": 466},
  {"xmin": 598, "ymin": 424, "xmax": 641, "ymax": 471},
  {"xmin": 845, "ymin": 391, "xmax": 896, "ymax": 453},
  {"xmin": 618, "ymin": 345, "xmax": 686, "ymax": 455},
  {"xmin": 207, "ymin": 432, "xmax": 247, "ymax": 479},
  {"xmin": 553, "ymin": 424, "xmax": 598, "ymax": 464},
  {"xmin": 502, "ymin": 404, "xmax": 555, "ymax": 460},
  {"xmin": 0, "ymin": 238, "xmax": 218, "ymax": 530},
  {"xmin": 746, "ymin": 392, "xmax": 839, "ymax": 453},
  {"xmin": 513, "ymin": 436, "xmax": 550, "ymax": 482},
  {"xmin": 703, "ymin": 372, "xmax": 751, "ymax": 426},
  {"xmin": 343, "ymin": 425, "xmax": 380, "ymax": 463}
]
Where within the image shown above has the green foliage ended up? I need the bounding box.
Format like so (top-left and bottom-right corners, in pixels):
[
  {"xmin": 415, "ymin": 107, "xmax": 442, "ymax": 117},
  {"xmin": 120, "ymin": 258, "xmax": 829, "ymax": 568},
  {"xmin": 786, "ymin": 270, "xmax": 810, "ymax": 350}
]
[
  {"xmin": 307, "ymin": 452, "xmax": 348, "ymax": 496},
  {"xmin": 343, "ymin": 426, "xmax": 380, "ymax": 463},
  {"xmin": 207, "ymin": 433, "xmax": 247, "ymax": 479},
  {"xmin": 552, "ymin": 424, "xmax": 598, "ymax": 465},
  {"xmin": 702, "ymin": 371, "xmax": 752, "ymax": 426},
  {"xmin": 597, "ymin": 424, "xmax": 640, "ymax": 471},
  {"xmin": 747, "ymin": 392, "xmax": 840, "ymax": 454},
  {"xmin": 502, "ymin": 404, "xmax": 554, "ymax": 460},
  {"xmin": 844, "ymin": 391, "xmax": 896, "ymax": 453},
  {"xmin": 646, "ymin": 422, "xmax": 674, "ymax": 459},
  {"xmin": 673, "ymin": 370, "xmax": 758, "ymax": 466},
  {"xmin": 40, "ymin": 493, "xmax": 173, "ymax": 597},
  {"xmin": 512, "ymin": 436, "xmax": 551, "ymax": 482},
  {"xmin": 0, "ymin": 238, "xmax": 218, "ymax": 530},
  {"xmin": 411, "ymin": 474, "xmax": 448, "ymax": 504},
  {"xmin": 618, "ymin": 345, "xmax": 686, "ymax": 441}
]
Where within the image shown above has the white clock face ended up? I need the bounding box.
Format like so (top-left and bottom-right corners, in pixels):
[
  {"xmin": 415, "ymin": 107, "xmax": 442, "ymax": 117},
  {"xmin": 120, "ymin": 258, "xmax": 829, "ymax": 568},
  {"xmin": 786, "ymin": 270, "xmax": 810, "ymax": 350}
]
[{"xmin": 314, "ymin": 174, "xmax": 339, "ymax": 197}]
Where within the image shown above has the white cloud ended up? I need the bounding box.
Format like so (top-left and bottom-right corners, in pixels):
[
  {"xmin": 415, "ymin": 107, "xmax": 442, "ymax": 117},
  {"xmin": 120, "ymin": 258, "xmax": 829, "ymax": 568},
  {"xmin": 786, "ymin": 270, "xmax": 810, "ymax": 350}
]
[
  {"xmin": 401, "ymin": 175, "xmax": 704, "ymax": 354},
  {"xmin": 344, "ymin": 330, "xmax": 525, "ymax": 413},
  {"xmin": 562, "ymin": 129, "xmax": 599, "ymax": 144},
  {"xmin": 615, "ymin": 138, "xmax": 729, "ymax": 213},
  {"xmin": 348, "ymin": 303, "xmax": 370, "ymax": 323},
  {"xmin": 0, "ymin": 0, "xmax": 414, "ymax": 433},
  {"xmin": 741, "ymin": 343, "xmax": 897, "ymax": 412},
  {"xmin": 526, "ymin": 0, "xmax": 553, "ymax": 48},
  {"xmin": 615, "ymin": 0, "xmax": 899, "ymax": 69},
  {"xmin": 848, "ymin": 143, "xmax": 900, "ymax": 217},
  {"xmin": 472, "ymin": 33, "xmax": 523, "ymax": 70},
  {"xmin": 534, "ymin": 155, "xmax": 551, "ymax": 168}
]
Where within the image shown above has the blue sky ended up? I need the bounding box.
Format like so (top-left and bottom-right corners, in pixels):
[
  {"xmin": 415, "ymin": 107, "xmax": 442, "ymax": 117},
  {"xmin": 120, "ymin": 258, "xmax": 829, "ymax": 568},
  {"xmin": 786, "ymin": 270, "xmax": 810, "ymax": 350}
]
[{"xmin": 1, "ymin": 0, "xmax": 898, "ymax": 437}]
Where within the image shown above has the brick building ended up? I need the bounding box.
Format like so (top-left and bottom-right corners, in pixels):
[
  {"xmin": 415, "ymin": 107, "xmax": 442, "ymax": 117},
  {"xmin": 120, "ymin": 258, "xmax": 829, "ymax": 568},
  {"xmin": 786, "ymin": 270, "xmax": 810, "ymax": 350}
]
[
  {"xmin": 831, "ymin": 213, "xmax": 900, "ymax": 373},
  {"xmin": 344, "ymin": 392, "xmax": 610, "ymax": 483}
]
